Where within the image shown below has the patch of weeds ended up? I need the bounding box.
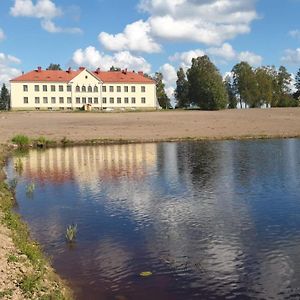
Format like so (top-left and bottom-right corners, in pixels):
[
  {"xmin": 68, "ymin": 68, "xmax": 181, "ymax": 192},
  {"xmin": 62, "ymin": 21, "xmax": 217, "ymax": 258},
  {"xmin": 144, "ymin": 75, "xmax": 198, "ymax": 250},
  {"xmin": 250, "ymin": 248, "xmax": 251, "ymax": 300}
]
[
  {"xmin": 65, "ymin": 224, "xmax": 77, "ymax": 243},
  {"xmin": 7, "ymin": 254, "xmax": 19, "ymax": 263},
  {"xmin": 39, "ymin": 289, "xmax": 66, "ymax": 300},
  {"xmin": 34, "ymin": 136, "xmax": 56, "ymax": 148},
  {"xmin": 0, "ymin": 289, "xmax": 13, "ymax": 298},
  {"xmin": 11, "ymin": 135, "xmax": 30, "ymax": 148},
  {"xmin": 9, "ymin": 178, "xmax": 18, "ymax": 191},
  {"xmin": 14, "ymin": 157, "xmax": 24, "ymax": 174},
  {"xmin": 26, "ymin": 182, "xmax": 35, "ymax": 197},
  {"xmin": 61, "ymin": 137, "xmax": 73, "ymax": 147},
  {"xmin": 19, "ymin": 273, "xmax": 41, "ymax": 296}
]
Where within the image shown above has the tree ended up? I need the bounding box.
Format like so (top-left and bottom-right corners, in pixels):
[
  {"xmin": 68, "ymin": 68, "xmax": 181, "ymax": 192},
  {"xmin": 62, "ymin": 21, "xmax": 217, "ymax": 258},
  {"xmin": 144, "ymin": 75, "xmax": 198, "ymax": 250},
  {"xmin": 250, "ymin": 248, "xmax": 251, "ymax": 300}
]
[
  {"xmin": 47, "ymin": 64, "xmax": 62, "ymax": 70},
  {"xmin": 293, "ymin": 68, "xmax": 300, "ymax": 101},
  {"xmin": 0, "ymin": 84, "xmax": 10, "ymax": 110},
  {"xmin": 224, "ymin": 75, "xmax": 237, "ymax": 109},
  {"xmin": 154, "ymin": 72, "xmax": 171, "ymax": 109},
  {"xmin": 255, "ymin": 67, "xmax": 274, "ymax": 107},
  {"xmin": 175, "ymin": 67, "xmax": 189, "ymax": 108},
  {"xmin": 187, "ymin": 56, "xmax": 228, "ymax": 110},
  {"xmin": 232, "ymin": 62, "xmax": 258, "ymax": 108}
]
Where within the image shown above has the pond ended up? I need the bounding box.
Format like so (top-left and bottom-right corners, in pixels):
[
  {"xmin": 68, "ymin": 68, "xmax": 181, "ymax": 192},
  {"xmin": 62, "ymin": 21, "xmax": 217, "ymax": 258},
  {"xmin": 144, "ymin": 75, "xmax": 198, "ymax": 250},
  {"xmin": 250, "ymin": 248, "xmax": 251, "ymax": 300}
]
[{"xmin": 6, "ymin": 140, "xmax": 300, "ymax": 300}]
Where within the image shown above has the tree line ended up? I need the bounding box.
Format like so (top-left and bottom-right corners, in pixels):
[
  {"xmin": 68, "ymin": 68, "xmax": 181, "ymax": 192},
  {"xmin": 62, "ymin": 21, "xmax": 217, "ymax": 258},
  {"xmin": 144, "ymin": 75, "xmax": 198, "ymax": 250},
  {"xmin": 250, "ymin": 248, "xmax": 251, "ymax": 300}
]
[{"xmin": 173, "ymin": 56, "xmax": 300, "ymax": 110}]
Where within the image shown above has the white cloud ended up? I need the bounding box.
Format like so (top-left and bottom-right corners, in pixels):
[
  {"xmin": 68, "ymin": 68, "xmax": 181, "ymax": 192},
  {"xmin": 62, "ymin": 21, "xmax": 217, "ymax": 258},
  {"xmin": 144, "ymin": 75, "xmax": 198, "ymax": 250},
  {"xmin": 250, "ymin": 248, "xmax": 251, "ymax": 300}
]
[
  {"xmin": 10, "ymin": 0, "xmax": 82, "ymax": 34},
  {"xmin": 0, "ymin": 28, "xmax": 5, "ymax": 41},
  {"xmin": 169, "ymin": 49, "xmax": 206, "ymax": 69},
  {"xmin": 99, "ymin": 20, "xmax": 161, "ymax": 53},
  {"xmin": 10, "ymin": 0, "xmax": 62, "ymax": 19},
  {"xmin": 139, "ymin": 0, "xmax": 258, "ymax": 45},
  {"xmin": 41, "ymin": 19, "xmax": 82, "ymax": 34},
  {"xmin": 159, "ymin": 63, "xmax": 177, "ymax": 99},
  {"xmin": 237, "ymin": 51, "xmax": 262, "ymax": 66},
  {"xmin": 207, "ymin": 43, "xmax": 236, "ymax": 61},
  {"xmin": 289, "ymin": 29, "xmax": 300, "ymax": 39},
  {"xmin": 72, "ymin": 46, "xmax": 151, "ymax": 73},
  {"xmin": 169, "ymin": 44, "xmax": 262, "ymax": 68},
  {"xmin": 0, "ymin": 53, "xmax": 22, "ymax": 86},
  {"xmin": 281, "ymin": 48, "xmax": 300, "ymax": 65}
]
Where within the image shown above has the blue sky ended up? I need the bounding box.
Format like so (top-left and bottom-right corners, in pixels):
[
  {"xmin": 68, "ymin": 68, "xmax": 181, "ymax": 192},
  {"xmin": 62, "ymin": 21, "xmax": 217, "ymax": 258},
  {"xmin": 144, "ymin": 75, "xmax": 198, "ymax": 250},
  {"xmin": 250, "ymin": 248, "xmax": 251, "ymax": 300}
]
[{"xmin": 1, "ymin": 0, "xmax": 300, "ymax": 94}]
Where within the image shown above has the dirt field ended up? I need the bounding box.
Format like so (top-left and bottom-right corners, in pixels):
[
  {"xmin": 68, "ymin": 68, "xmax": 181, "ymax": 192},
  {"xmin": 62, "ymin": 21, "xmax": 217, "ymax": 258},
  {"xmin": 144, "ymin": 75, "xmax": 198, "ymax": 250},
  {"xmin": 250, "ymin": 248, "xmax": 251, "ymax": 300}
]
[{"xmin": 1, "ymin": 108, "xmax": 300, "ymax": 144}]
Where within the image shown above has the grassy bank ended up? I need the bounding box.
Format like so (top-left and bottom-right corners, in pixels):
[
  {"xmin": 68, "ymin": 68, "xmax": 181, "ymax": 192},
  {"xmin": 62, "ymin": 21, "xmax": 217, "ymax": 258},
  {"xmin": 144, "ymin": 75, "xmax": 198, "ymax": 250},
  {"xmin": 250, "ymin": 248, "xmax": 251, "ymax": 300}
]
[{"xmin": 0, "ymin": 144, "xmax": 72, "ymax": 300}]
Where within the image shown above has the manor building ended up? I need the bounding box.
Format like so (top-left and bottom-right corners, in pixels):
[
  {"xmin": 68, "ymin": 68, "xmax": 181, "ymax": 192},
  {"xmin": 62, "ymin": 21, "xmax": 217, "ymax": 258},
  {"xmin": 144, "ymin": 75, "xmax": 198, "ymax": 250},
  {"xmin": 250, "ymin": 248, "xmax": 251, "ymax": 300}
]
[{"xmin": 10, "ymin": 67, "xmax": 158, "ymax": 111}]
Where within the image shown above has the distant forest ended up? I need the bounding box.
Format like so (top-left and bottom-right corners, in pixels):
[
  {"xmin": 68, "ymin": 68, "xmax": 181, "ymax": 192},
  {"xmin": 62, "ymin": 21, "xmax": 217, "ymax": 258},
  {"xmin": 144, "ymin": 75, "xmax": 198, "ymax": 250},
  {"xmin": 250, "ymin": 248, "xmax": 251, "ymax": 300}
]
[{"xmin": 154, "ymin": 55, "xmax": 300, "ymax": 110}]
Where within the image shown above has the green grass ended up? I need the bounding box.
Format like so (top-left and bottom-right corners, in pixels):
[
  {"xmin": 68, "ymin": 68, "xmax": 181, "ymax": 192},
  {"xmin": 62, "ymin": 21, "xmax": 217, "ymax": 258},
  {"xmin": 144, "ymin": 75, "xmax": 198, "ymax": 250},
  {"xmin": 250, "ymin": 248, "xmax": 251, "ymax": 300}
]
[
  {"xmin": 0, "ymin": 289, "xmax": 13, "ymax": 298},
  {"xmin": 11, "ymin": 135, "xmax": 30, "ymax": 148}
]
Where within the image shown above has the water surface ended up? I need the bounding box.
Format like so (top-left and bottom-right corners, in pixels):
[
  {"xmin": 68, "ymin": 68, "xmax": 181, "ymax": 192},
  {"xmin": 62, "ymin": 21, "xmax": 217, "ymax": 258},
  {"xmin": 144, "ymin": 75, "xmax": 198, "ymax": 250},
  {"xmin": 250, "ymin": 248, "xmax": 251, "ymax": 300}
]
[{"xmin": 7, "ymin": 140, "xmax": 300, "ymax": 299}]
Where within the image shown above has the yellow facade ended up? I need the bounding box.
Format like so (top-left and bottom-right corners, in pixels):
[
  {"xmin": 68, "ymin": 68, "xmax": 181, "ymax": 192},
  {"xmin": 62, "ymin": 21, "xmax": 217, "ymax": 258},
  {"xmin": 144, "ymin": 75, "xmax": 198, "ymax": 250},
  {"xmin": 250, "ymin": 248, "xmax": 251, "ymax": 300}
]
[{"xmin": 10, "ymin": 69, "xmax": 158, "ymax": 111}]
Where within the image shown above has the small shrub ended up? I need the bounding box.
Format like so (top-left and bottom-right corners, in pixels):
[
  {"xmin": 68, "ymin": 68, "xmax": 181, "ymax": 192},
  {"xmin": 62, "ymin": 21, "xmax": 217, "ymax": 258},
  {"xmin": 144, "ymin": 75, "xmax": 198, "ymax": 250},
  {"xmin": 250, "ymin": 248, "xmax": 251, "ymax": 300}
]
[
  {"xmin": 20, "ymin": 273, "xmax": 41, "ymax": 295},
  {"xmin": 9, "ymin": 178, "xmax": 18, "ymax": 190},
  {"xmin": 61, "ymin": 137, "xmax": 72, "ymax": 147},
  {"xmin": 65, "ymin": 224, "xmax": 77, "ymax": 243},
  {"xmin": 11, "ymin": 135, "xmax": 30, "ymax": 148}
]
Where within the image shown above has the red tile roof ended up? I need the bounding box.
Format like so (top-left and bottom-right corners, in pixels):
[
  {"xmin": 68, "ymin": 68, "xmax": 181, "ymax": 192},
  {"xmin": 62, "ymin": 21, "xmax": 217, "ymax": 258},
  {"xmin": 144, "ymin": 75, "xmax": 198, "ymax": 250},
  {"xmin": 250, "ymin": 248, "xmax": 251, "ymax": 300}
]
[
  {"xmin": 10, "ymin": 69, "xmax": 82, "ymax": 82},
  {"xmin": 94, "ymin": 71, "xmax": 155, "ymax": 84},
  {"xmin": 10, "ymin": 68, "xmax": 155, "ymax": 84}
]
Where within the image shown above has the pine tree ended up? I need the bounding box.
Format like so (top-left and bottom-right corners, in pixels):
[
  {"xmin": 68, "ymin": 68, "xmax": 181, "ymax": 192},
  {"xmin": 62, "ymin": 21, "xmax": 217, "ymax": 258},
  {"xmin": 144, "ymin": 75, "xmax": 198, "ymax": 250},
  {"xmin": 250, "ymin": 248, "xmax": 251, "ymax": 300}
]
[
  {"xmin": 224, "ymin": 75, "xmax": 237, "ymax": 109},
  {"xmin": 154, "ymin": 72, "xmax": 171, "ymax": 109},
  {"xmin": 175, "ymin": 68, "xmax": 189, "ymax": 108},
  {"xmin": 0, "ymin": 84, "xmax": 10, "ymax": 110}
]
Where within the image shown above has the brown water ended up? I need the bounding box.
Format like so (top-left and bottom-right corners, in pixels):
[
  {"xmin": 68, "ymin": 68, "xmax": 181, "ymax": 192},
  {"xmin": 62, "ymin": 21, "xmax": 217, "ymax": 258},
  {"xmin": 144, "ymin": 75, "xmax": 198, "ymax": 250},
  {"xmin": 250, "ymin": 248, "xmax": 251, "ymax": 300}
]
[{"xmin": 6, "ymin": 140, "xmax": 300, "ymax": 299}]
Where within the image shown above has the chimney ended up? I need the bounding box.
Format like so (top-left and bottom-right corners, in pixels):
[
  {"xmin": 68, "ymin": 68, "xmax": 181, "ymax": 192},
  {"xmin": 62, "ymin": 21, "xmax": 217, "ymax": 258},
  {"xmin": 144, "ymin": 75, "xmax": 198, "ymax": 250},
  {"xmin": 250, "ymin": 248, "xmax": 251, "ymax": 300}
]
[
  {"xmin": 95, "ymin": 68, "xmax": 100, "ymax": 74},
  {"xmin": 37, "ymin": 66, "xmax": 42, "ymax": 72},
  {"xmin": 67, "ymin": 67, "xmax": 72, "ymax": 73},
  {"xmin": 79, "ymin": 66, "xmax": 85, "ymax": 71},
  {"xmin": 138, "ymin": 71, "xmax": 144, "ymax": 76}
]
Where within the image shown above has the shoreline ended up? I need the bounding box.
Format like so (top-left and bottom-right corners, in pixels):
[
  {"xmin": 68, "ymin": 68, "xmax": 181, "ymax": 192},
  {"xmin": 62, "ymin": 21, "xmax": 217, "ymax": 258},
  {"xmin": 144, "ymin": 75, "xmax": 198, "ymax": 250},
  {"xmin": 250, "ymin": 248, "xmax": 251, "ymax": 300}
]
[{"xmin": 0, "ymin": 145, "xmax": 72, "ymax": 299}]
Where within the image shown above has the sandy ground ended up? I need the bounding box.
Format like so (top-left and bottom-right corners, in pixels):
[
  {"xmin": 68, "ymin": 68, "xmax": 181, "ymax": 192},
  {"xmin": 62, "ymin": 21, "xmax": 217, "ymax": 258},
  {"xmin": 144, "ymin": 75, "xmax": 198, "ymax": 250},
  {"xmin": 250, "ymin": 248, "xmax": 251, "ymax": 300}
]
[{"xmin": 0, "ymin": 108, "xmax": 300, "ymax": 143}]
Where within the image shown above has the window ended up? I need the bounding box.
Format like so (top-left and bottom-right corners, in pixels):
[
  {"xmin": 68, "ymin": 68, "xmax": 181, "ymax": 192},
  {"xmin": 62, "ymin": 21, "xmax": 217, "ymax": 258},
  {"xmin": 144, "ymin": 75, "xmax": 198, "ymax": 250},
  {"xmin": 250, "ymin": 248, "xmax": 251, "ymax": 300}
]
[
  {"xmin": 141, "ymin": 86, "xmax": 146, "ymax": 92},
  {"xmin": 76, "ymin": 97, "xmax": 80, "ymax": 104},
  {"xmin": 117, "ymin": 86, "xmax": 121, "ymax": 92},
  {"xmin": 43, "ymin": 85, "xmax": 47, "ymax": 92},
  {"xmin": 94, "ymin": 98, "xmax": 98, "ymax": 104},
  {"xmin": 51, "ymin": 85, "xmax": 55, "ymax": 92},
  {"xmin": 23, "ymin": 85, "xmax": 28, "ymax": 92},
  {"xmin": 110, "ymin": 97, "xmax": 114, "ymax": 104},
  {"xmin": 67, "ymin": 85, "xmax": 72, "ymax": 92},
  {"xmin": 34, "ymin": 85, "xmax": 39, "ymax": 92},
  {"xmin": 103, "ymin": 97, "xmax": 107, "ymax": 104},
  {"xmin": 43, "ymin": 97, "xmax": 48, "ymax": 104},
  {"xmin": 131, "ymin": 97, "xmax": 136, "ymax": 104},
  {"xmin": 76, "ymin": 85, "xmax": 80, "ymax": 92},
  {"xmin": 35, "ymin": 97, "xmax": 40, "ymax": 104},
  {"xmin": 109, "ymin": 86, "xmax": 114, "ymax": 92},
  {"xmin": 94, "ymin": 86, "xmax": 98, "ymax": 93},
  {"xmin": 102, "ymin": 86, "xmax": 106, "ymax": 92},
  {"xmin": 117, "ymin": 97, "xmax": 121, "ymax": 104},
  {"xmin": 23, "ymin": 97, "xmax": 29, "ymax": 104},
  {"xmin": 59, "ymin": 85, "xmax": 64, "ymax": 92},
  {"xmin": 124, "ymin": 97, "xmax": 129, "ymax": 104},
  {"xmin": 88, "ymin": 97, "xmax": 92, "ymax": 104},
  {"xmin": 59, "ymin": 97, "xmax": 64, "ymax": 104},
  {"xmin": 141, "ymin": 97, "xmax": 146, "ymax": 104},
  {"xmin": 131, "ymin": 86, "xmax": 136, "ymax": 93},
  {"xmin": 67, "ymin": 97, "xmax": 72, "ymax": 104},
  {"xmin": 82, "ymin": 97, "xmax": 86, "ymax": 104},
  {"xmin": 51, "ymin": 97, "xmax": 56, "ymax": 104},
  {"xmin": 82, "ymin": 86, "xmax": 86, "ymax": 92},
  {"xmin": 124, "ymin": 86, "xmax": 128, "ymax": 92},
  {"xmin": 88, "ymin": 86, "xmax": 92, "ymax": 93}
]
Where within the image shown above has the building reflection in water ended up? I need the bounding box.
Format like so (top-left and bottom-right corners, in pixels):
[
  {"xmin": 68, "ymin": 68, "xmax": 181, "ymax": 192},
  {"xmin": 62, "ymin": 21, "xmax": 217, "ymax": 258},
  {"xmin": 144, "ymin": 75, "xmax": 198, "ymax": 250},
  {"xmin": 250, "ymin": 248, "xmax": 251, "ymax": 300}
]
[{"xmin": 9, "ymin": 139, "xmax": 300, "ymax": 300}]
